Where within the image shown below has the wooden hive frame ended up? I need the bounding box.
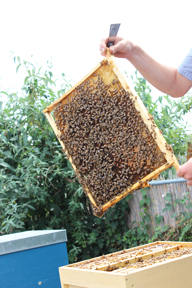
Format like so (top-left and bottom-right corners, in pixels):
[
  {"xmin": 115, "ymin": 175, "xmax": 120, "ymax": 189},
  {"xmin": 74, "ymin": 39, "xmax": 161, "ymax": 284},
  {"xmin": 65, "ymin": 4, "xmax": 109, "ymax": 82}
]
[
  {"xmin": 59, "ymin": 241, "xmax": 192, "ymax": 288},
  {"xmin": 43, "ymin": 50, "xmax": 180, "ymax": 216}
]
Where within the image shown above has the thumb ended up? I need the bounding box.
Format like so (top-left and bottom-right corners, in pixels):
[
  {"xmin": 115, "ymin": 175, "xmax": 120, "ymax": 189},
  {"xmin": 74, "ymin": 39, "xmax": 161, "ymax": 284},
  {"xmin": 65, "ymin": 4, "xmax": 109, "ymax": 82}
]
[
  {"xmin": 109, "ymin": 42, "xmax": 122, "ymax": 54},
  {"xmin": 109, "ymin": 44, "xmax": 119, "ymax": 54}
]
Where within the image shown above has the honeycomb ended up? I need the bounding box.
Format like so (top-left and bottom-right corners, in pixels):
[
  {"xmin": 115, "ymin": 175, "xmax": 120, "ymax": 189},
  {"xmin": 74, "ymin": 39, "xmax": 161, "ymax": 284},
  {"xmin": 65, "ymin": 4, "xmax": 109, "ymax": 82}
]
[
  {"xmin": 53, "ymin": 63, "xmax": 166, "ymax": 216},
  {"xmin": 68, "ymin": 242, "xmax": 192, "ymax": 273},
  {"xmin": 69, "ymin": 243, "xmax": 173, "ymax": 270},
  {"xmin": 113, "ymin": 248, "xmax": 192, "ymax": 274}
]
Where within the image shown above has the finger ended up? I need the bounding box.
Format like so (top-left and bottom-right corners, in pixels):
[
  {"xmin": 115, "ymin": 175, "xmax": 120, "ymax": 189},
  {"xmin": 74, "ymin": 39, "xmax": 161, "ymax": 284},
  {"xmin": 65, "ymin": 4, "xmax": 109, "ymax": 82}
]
[
  {"xmin": 99, "ymin": 38, "xmax": 108, "ymax": 49},
  {"xmin": 109, "ymin": 41, "xmax": 124, "ymax": 54},
  {"xmin": 184, "ymin": 174, "xmax": 192, "ymax": 181},
  {"xmin": 102, "ymin": 36, "xmax": 122, "ymax": 48},
  {"xmin": 176, "ymin": 166, "xmax": 185, "ymax": 178},
  {"xmin": 100, "ymin": 48, "xmax": 107, "ymax": 56},
  {"xmin": 108, "ymin": 50, "xmax": 126, "ymax": 58},
  {"xmin": 109, "ymin": 36, "xmax": 123, "ymax": 44},
  {"xmin": 177, "ymin": 158, "xmax": 192, "ymax": 178},
  {"xmin": 108, "ymin": 36, "xmax": 116, "ymax": 44},
  {"xmin": 100, "ymin": 38, "xmax": 109, "ymax": 56},
  {"xmin": 187, "ymin": 179, "xmax": 192, "ymax": 186}
]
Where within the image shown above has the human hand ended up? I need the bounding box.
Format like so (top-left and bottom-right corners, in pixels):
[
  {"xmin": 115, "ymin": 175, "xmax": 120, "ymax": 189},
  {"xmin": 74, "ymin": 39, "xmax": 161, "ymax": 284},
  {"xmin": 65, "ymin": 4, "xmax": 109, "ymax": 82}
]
[
  {"xmin": 177, "ymin": 158, "xmax": 192, "ymax": 186},
  {"xmin": 99, "ymin": 37, "xmax": 135, "ymax": 59}
]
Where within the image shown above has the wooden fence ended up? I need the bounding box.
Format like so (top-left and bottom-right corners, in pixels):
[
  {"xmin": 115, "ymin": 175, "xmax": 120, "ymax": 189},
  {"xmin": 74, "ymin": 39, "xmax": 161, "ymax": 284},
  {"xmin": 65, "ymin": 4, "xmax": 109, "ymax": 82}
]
[{"xmin": 127, "ymin": 171, "xmax": 192, "ymax": 232}]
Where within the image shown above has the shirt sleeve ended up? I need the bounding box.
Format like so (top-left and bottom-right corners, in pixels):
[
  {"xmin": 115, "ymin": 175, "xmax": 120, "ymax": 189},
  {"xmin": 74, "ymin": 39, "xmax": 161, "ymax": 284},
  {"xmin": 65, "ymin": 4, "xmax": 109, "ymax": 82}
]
[{"xmin": 177, "ymin": 48, "xmax": 192, "ymax": 81}]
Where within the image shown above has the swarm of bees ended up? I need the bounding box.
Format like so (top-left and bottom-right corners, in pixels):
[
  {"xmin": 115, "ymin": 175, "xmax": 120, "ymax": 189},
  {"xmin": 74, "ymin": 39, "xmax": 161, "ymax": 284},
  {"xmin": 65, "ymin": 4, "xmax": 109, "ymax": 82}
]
[{"xmin": 53, "ymin": 72, "xmax": 166, "ymax": 216}]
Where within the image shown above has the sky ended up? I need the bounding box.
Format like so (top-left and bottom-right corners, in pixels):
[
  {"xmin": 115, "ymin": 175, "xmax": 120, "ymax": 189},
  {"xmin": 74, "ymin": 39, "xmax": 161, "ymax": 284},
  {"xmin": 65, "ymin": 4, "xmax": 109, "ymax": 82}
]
[{"xmin": 0, "ymin": 0, "xmax": 191, "ymax": 127}]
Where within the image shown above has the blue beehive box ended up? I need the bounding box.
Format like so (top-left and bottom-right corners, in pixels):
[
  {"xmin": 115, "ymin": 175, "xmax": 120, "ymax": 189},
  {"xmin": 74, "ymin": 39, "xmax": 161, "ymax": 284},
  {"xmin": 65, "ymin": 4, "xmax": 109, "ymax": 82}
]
[{"xmin": 0, "ymin": 230, "xmax": 68, "ymax": 288}]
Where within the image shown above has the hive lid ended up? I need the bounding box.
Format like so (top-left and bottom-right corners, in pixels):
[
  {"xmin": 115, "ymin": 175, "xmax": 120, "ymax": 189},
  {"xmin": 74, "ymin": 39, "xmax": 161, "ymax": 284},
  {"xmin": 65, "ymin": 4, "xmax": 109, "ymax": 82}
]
[{"xmin": 0, "ymin": 229, "xmax": 67, "ymax": 255}]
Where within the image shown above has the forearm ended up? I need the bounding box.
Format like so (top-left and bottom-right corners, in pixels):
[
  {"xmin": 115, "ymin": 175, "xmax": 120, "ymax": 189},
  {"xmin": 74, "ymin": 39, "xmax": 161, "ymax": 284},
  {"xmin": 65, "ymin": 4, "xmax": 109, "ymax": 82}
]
[
  {"xmin": 127, "ymin": 45, "xmax": 191, "ymax": 97},
  {"xmin": 100, "ymin": 38, "xmax": 192, "ymax": 97}
]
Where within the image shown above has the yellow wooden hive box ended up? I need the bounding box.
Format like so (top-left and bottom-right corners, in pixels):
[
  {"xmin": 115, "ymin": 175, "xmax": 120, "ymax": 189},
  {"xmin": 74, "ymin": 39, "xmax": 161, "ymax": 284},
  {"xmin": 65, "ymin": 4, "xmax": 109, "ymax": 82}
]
[
  {"xmin": 43, "ymin": 50, "xmax": 179, "ymax": 217},
  {"xmin": 59, "ymin": 241, "xmax": 192, "ymax": 288}
]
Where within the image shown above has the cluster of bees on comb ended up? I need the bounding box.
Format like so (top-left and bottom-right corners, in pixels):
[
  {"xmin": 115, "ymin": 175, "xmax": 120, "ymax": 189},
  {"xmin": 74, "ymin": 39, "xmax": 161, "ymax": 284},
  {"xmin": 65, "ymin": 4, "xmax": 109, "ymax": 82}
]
[
  {"xmin": 115, "ymin": 247, "xmax": 192, "ymax": 274},
  {"xmin": 53, "ymin": 66, "xmax": 166, "ymax": 216},
  {"xmin": 69, "ymin": 244, "xmax": 192, "ymax": 272},
  {"xmin": 71, "ymin": 243, "xmax": 172, "ymax": 269}
]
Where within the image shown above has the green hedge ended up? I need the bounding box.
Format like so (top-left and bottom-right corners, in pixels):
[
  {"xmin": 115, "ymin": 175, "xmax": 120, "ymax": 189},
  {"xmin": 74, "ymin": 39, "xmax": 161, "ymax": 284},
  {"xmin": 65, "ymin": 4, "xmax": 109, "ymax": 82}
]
[{"xmin": 0, "ymin": 58, "xmax": 192, "ymax": 263}]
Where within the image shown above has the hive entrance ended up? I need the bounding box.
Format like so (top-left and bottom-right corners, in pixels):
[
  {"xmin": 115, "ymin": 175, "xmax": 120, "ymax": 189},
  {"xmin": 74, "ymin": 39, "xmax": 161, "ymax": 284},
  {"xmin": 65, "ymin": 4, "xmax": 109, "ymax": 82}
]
[{"xmin": 44, "ymin": 53, "xmax": 179, "ymax": 216}]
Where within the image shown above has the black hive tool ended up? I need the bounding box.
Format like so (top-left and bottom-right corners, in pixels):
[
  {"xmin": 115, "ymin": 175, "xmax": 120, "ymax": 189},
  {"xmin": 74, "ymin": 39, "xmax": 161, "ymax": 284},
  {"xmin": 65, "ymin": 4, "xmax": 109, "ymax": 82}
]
[{"xmin": 107, "ymin": 23, "xmax": 121, "ymax": 48}]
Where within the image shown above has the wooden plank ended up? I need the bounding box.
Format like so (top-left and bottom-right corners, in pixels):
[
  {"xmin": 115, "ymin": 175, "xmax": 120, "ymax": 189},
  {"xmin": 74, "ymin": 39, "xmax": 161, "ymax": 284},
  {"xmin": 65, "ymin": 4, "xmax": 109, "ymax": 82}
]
[
  {"xmin": 94, "ymin": 245, "xmax": 179, "ymax": 271},
  {"xmin": 125, "ymin": 254, "xmax": 192, "ymax": 288},
  {"xmin": 159, "ymin": 241, "xmax": 192, "ymax": 247},
  {"xmin": 67, "ymin": 241, "xmax": 159, "ymax": 268},
  {"xmin": 59, "ymin": 267, "xmax": 127, "ymax": 288},
  {"xmin": 67, "ymin": 242, "xmax": 164, "ymax": 268},
  {"xmin": 67, "ymin": 241, "xmax": 185, "ymax": 270}
]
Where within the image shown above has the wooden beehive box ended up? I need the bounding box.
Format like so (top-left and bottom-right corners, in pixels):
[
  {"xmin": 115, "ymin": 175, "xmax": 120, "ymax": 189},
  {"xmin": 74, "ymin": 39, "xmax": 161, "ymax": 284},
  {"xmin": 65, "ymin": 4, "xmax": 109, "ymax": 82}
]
[
  {"xmin": 43, "ymin": 50, "xmax": 179, "ymax": 217},
  {"xmin": 59, "ymin": 241, "xmax": 192, "ymax": 288}
]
